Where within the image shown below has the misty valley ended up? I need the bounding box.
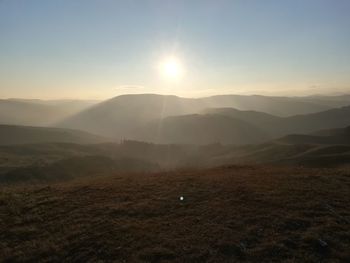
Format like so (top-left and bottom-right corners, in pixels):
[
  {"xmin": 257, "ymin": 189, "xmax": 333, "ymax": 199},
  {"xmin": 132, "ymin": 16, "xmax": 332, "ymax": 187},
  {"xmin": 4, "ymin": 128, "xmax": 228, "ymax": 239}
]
[{"xmin": 1, "ymin": 94, "xmax": 350, "ymax": 184}]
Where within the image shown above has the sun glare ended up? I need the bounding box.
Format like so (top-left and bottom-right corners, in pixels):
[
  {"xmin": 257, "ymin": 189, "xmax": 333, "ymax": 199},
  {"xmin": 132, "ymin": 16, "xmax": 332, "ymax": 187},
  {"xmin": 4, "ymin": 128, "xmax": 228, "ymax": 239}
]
[{"xmin": 159, "ymin": 56, "xmax": 184, "ymax": 80}]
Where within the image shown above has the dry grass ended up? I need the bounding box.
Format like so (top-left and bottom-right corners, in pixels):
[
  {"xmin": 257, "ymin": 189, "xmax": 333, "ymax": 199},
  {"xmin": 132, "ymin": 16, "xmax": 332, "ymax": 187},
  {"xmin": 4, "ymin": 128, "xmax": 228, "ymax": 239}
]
[{"xmin": 0, "ymin": 165, "xmax": 349, "ymax": 262}]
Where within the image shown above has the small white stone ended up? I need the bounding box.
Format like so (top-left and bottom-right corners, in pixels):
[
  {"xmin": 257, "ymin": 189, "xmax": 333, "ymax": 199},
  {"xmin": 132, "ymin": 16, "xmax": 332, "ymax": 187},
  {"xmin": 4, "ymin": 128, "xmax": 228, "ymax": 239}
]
[{"xmin": 180, "ymin": 196, "xmax": 184, "ymax": 201}]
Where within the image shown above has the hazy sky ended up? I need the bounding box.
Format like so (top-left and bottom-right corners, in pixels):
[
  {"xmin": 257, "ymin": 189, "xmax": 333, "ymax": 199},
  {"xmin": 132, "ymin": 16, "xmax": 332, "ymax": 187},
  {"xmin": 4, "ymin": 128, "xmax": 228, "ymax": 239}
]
[{"xmin": 1, "ymin": 0, "xmax": 350, "ymax": 99}]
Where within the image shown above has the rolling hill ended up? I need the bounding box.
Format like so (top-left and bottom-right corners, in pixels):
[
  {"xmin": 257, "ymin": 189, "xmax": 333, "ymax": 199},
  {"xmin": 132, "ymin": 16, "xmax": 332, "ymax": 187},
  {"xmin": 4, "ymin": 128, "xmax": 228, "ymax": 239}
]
[
  {"xmin": 4, "ymin": 94, "xmax": 349, "ymax": 145},
  {"xmin": 293, "ymin": 94, "xmax": 350, "ymax": 108},
  {"xmin": 312, "ymin": 125, "xmax": 350, "ymax": 137},
  {"xmin": 139, "ymin": 114, "xmax": 269, "ymax": 145},
  {"xmin": 206, "ymin": 106, "xmax": 350, "ymax": 139},
  {"xmin": 0, "ymin": 125, "xmax": 109, "ymax": 145},
  {"xmin": 269, "ymin": 105, "xmax": 350, "ymax": 137},
  {"xmin": 276, "ymin": 134, "xmax": 350, "ymax": 145},
  {"xmin": 211, "ymin": 125, "xmax": 350, "ymax": 167},
  {"xmin": 200, "ymin": 94, "xmax": 332, "ymax": 116},
  {"xmin": 0, "ymin": 100, "xmax": 64, "ymax": 126},
  {"xmin": 2, "ymin": 122, "xmax": 350, "ymax": 185},
  {"xmin": 57, "ymin": 94, "xmax": 345, "ymax": 138},
  {"xmin": 58, "ymin": 94, "xmax": 205, "ymax": 138},
  {"xmin": 0, "ymin": 99, "xmax": 97, "ymax": 126},
  {"xmin": 202, "ymin": 107, "xmax": 281, "ymax": 124}
]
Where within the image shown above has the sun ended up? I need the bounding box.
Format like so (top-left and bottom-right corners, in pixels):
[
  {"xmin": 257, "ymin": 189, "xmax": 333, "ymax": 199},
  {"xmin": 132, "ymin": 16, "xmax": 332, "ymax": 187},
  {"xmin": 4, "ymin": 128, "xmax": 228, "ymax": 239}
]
[{"xmin": 159, "ymin": 56, "xmax": 184, "ymax": 80}]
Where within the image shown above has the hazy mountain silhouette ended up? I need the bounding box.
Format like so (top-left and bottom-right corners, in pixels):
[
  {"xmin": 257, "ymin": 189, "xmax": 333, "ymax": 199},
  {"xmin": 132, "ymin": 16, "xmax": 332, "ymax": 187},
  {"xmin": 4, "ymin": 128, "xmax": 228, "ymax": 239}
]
[
  {"xmin": 7, "ymin": 98, "xmax": 98, "ymax": 108},
  {"xmin": 312, "ymin": 125, "xmax": 350, "ymax": 136},
  {"xmin": 275, "ymin": 126, "xmax": 350, "ymax": 145},
  {"xmin": 58, "ymin": 94, "xmax": 206, "ymax": 138},
  {"xmin": 2, "ymin": 131, "xmax": 350, "ymax": 184},
  {"xmin": 292, "ymin": 94, "xmax": 350, "ymax": 108},
  {"xmin": 200, "ymin": 94, "xmax": 332, "ymax": 116},
  {"xmin": 0, "ymin": 99, "xmax": 97, "ymax": 126},
  {"xmin": 139, "ymin": 114, "xmax": 269, "ymax": 145},
  {"xmin": 268, "ymin": 105, "xmax": 350, "ymax": 137},
  {"xmin": 0, "ymin": 125, "xmax": 109, "ymax": 145},
  {"xmin": 58, "ymin": 94, "xmax": 348, "ymax": 140},
  {"xmin": 202, "ymin": 107, "xmax": 281, "ymax": 124},
  {"xmin": 3, "ymin": 94, "xmax": 350, "ymax": 145},
  {"xmin": 0, "ymin": 100, "xmax": 63, "ymax": 126},
  {"xmin": 208, "ymin": 105, "xmax": 350, "ymax": 138}
]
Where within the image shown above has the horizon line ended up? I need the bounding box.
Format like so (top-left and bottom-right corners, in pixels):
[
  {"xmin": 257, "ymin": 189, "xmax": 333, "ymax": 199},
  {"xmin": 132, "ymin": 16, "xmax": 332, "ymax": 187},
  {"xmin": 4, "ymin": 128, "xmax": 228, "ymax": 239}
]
[{"xmin": 2, "ymin": 91, "xmax": 350, "ymax": 101}]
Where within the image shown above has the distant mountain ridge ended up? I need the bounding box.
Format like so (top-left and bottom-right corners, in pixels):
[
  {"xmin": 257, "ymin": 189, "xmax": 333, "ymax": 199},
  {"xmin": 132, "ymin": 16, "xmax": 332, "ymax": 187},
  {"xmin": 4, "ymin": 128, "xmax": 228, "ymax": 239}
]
[
  {"xmin": 202, "ymin": 107, "xmax": 281, "ymax": 124},
  {"xmin": 277, "ymin": 126, "xmax": 350, "ymax": 145},
  {"xmin": 200, "ymin": 94, "xmax": 332, "ymax": 116},
  {"xmin": 0, "ymin": 99, "xmax": 97, "ymax": 126},
  {"xmin": 0, "ymin": 125, "xmax": 109, "ymax": 145},
  {"xmin": 209, "ymin": 105, "xmax": 350, "ymax": 138},
  {"xmin": 57, "ymin": 94, "xmax": 350, "ymax": 142},
  {"xmin": 2, "ymin": 94, "xmax": 350, "ymax": 145},
  {"xmin": 140, "ymin": 114, "xmax": 269, "ymax": 145},
  {"xmin": 270, "ymin": 105, "xmax": 350, "ymax": 136}
]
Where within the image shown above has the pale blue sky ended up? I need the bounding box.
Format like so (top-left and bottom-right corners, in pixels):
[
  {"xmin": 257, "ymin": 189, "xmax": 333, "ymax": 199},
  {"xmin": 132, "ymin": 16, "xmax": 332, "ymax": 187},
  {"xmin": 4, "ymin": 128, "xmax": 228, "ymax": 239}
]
[{"xmin": 1, "ymin": 0, "xmax": 350, "ymax": 99}]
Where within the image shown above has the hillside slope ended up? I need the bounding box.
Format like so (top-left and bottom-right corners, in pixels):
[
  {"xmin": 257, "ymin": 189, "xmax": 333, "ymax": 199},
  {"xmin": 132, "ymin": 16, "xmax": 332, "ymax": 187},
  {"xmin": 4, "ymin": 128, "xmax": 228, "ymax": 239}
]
[
  {"xmin": 58, "ymin": 94, "xmax": 338, "ymax": 139},
  {"xmin": 269, "ymin": 105, "xmax": 350, "ymax": 136},
  {"xmin": 0, "ymin": 99, "xmax": 97, "ymax": 126},
  {"xmin": 58, "ymin": 94, "xmax": 205, "ymax": 138},
  {"xmin": 207, "ymin": 106, "xmax": 350, "ymax": 138},
  {"xmin": 202, "ymin": 107, "xmax": 281, "ymax": 124},
  {"xmin": 0, "ymin": 100, "xmax": 65, "ymax": 126},
  {"xmin": 276, "ymin": 126, "xmax": 350, "ymax": 145},
  {"xmin": 201, "ymin": 94, "xmax": 331, "ymax": 116},
  {"xmin": 0, "ymin": 125, "xmax": 109, "ymax": 145},
  {"xmin": 1, "ymin": 165, "xmax": 349, "ymax": 262},
  {"xmin": 140, "ymin": 114, "xmax": 269, "ymax": 145}
]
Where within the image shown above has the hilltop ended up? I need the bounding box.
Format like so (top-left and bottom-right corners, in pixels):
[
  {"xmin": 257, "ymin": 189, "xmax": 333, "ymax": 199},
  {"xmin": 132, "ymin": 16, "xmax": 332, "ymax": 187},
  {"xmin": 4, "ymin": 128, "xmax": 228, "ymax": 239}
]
[{"xmin": 1, "ymin": 165, "xmax": 349, "ymax": 262}]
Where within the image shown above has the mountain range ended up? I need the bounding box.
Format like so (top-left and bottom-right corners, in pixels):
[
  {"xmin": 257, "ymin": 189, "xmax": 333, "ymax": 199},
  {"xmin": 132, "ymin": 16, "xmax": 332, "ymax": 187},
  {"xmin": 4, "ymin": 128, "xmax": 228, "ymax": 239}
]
[
  {"xmin": 1, "ymin": 93, "xmax": 350, "ymax": 146},
  {"xmin": 56, "ymin": 94, "xmax": 350, "ymax": 145}
]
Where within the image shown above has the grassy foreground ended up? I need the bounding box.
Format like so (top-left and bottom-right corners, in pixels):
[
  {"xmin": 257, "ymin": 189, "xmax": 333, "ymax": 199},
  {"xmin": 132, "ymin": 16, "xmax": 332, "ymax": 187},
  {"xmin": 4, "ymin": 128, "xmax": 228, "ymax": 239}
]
[{"xmin": 1, "ymin": 165, "xmax": 349, "ymax": 262}]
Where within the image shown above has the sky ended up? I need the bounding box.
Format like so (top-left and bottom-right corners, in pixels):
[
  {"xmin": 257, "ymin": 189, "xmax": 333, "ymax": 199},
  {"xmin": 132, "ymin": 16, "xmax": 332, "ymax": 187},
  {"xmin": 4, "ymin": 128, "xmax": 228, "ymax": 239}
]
[{"xmin": 1, "ymin": 0, "xmax": 350, "ymax": 99}]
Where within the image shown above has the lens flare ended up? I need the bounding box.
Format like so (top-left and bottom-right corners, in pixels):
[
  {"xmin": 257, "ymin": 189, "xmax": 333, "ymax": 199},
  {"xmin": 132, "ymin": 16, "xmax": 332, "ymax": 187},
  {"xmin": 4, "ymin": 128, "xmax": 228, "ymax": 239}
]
[{"xmin": 159, "ymin": 56, "xmax": 184, "ymax": 80}]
